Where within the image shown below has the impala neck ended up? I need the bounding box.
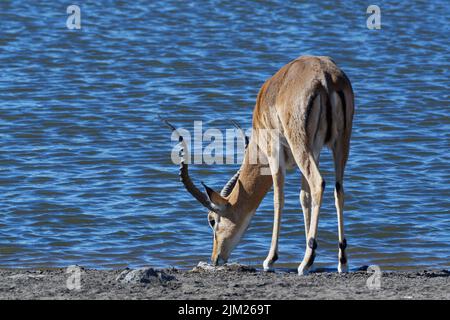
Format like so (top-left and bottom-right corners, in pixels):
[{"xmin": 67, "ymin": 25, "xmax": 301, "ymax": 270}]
[{"xmin": 226, "ymin": 141, "xmax": 273, "ymax": 216}]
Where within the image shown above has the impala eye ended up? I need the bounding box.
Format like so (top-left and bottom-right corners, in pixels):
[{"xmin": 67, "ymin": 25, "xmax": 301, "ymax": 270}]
[{"xmin": 208, "ymin": 219, "xmax": 216, "ymax": 229}]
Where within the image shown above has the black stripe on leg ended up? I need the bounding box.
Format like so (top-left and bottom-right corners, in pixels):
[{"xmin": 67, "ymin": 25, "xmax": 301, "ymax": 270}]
[
  {"xmin": 306, "ymin": 253, "xmax": 316, "ymax": 268},
  {"xmin": 306, "ymin": 238, "xmax": 318, "ymax": 268},
  {"xmin": 304, "ymin": 93, "xmax": 317, "ymax": 131},
  {"xmin": 272, "ymin": 252, "xmax": 278, "ymax": 263},
  {"xmin": 339, "ymin": 238, "xmax": 347, "ymax": 250},
  {"xmin": 308, "ymin": 237, "xmax": 318, "ymax": 250},
  {"xmin": 312, "ymin": 96, "xmax": 322, "ymax": 145},
  {"xmin": 337, "ymin": 90, "xmax": 347, "ymax": 130},
  {"xmin": 339, "ymin": 239, "xmax": 347, "ymax": 264}
]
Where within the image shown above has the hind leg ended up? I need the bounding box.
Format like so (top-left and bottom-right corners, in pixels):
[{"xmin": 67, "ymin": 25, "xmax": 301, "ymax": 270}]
[
  {"xmin": 332, "ymin": 139, "xmax": 350, "ymax": 273},
  {"xmin": 299, "ymin": 146, "xmax": 320, "ymax": 239},
  {"xmin": 259, "ymin": 130, "xmax": 286, "ymax": 272},
  {"xmin": 297, "ymin": 155, "xmax": 324, "ymax": 275},
  {"xmin": 263, "ymin": 150, "xmax": 286, "ymax": 271},
  {"xmin": 282, "ymin": 94, "xmax": 325, "ymax": 275},
  {"xmin": 300, "ymin": 174, "xmax": 311, "ymax": 246}
]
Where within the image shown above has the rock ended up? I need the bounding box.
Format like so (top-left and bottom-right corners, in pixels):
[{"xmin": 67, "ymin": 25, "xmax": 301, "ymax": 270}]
[
  {"xmin": 192, "ymin": 261, "xmax": 217, "ymax": 272},
  {"xmin": 115, "ymin": 267, "xmax": 131, "ymax": 282},
  {"xmin": 67, "ymin": 265, "xmax": 85, "ymax": 272},
  {"xmin": 116, "ymin": 267, "xmax": 175, "ymax": 284},
  {"xmin": 192, "ymin": 261, "xmax": 256, "ymax": 273}
]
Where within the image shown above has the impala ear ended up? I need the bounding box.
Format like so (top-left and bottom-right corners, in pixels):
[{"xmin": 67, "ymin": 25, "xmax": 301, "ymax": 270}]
[{"xmin": 201, "ymin": 182, "xmax": 229, "ymax": 208}]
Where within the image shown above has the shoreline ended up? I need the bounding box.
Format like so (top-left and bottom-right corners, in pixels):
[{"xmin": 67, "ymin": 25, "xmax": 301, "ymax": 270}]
[{"xmin": 0, "ymin": 264, "xmax": 448, "ymax": 300}]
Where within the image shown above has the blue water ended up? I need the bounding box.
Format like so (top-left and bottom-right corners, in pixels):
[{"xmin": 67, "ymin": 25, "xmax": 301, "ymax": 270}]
[{"xmin": 0, "ymin": 1, "xmax": 449, "ymax": 271}]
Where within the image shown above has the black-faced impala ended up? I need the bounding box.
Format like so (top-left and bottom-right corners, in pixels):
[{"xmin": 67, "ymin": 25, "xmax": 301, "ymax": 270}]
[{"xmin": 166, "ymin": 56, "xmax": 354, "ymax": 274}]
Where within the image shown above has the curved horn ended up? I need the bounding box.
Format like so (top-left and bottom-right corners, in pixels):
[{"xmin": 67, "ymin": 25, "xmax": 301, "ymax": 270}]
[
  {"xmin": 162, "ymin": 118, "xmax": 218, "ymax": 213},
  {"xmin": 220, "ymin": 170, "xmax": 241, "ymax": 197},
  {"xmin": 230, "ymin": 119, "xmax": 249, "ymax": 149},
  {"xmin": 220, "ymin": 120, "xmax": 249, "ymax": 197}
]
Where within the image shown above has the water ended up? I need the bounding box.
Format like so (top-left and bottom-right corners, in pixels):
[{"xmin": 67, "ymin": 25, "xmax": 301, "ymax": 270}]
[{"xmin": 0, "ymin": 1, "xmax": 448, "ymax": 271}]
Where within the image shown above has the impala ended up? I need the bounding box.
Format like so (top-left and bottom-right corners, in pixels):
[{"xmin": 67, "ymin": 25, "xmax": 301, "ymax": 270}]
[{"xmin": 166, "ymin": 56, "xmax": 354, "ymax": 274}]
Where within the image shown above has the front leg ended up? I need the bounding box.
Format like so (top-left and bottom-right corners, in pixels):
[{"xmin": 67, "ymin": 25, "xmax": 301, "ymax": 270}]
[{"xmin": 263, "ymin": 152, "xmax": 285, "ymax": 272}]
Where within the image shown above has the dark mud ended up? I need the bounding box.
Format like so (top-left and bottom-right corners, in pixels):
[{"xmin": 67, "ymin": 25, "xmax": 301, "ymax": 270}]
[{"xmin": 0, "ymin": 264, "xmax": 448, "ymax": 300}]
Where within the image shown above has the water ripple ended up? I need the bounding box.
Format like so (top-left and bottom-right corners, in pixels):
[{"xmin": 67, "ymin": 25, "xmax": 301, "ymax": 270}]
[{"xmin": 0, "ymin": 1, "xmax": 448, "ymax": 271}]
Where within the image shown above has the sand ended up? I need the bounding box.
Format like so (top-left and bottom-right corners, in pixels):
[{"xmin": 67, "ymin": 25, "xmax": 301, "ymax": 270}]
[{"xmin": 0, "ymin": 264, "xmax": 448, "ymax": 300}]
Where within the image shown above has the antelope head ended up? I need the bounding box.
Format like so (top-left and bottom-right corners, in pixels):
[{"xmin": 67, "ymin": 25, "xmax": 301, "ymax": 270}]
[{"xmin": 164, "ymin": 119, "xmax": 250, "ymax": 265}]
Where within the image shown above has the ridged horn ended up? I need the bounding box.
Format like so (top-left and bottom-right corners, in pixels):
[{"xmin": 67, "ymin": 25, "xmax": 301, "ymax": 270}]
[
  {"xmin": 230, "ymin": 119, "xmax": 249, "ymax": 149},
  {"xmin": 220, "ymin": 120, "xmax": 250, "ymax": 197},
  {"xmin": 220, "ymin": 170, "xmax": 241, "ymax": 197},
  {"xmin": 162, "ymin": 118, "xmax": 218, "ymax": 213}
]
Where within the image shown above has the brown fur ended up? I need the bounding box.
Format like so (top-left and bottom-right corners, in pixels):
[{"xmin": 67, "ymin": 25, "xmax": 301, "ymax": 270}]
[{"xmin": 206, "ymin": 56, "xmax": 354, "ymax": 273}]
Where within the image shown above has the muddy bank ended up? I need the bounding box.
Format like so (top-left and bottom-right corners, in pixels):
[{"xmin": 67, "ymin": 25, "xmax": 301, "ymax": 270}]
[{"xmin": 0, "ymin": 264, "xmax": 448, "ymax": 300}]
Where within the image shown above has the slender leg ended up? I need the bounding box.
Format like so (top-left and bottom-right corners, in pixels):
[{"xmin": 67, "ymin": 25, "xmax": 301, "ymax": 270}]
[
  {"xmin": 300, "ymin": 174, "xmax": 311, "ymax": 246},
  {"xmin": 263, "ymin": 148, "xmax": 286, "ymax": 272},
  {"xmin": 297, "ymin": 156, "xmax": 324, "ymax": 275},
  {"xmin": 282, "ymin": 94, "xmax": 324, "ymax": 275},
  {"xmin": 333, "ymin": 141, "xmax": 349, "ymax": 273}
]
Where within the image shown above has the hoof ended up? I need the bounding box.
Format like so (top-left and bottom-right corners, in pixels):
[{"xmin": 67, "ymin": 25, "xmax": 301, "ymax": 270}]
[
  {"xmin": 297, "ymin": 264, "xmax": 310, "ymax": 275},
  {"xmin": 263, "ymin": 260, "xmax": 275, "ymax": 272},
  {"xmin": 338, "ymin": 263, "xmax": 348, "ymax": 273}
]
